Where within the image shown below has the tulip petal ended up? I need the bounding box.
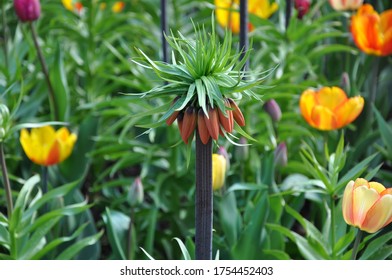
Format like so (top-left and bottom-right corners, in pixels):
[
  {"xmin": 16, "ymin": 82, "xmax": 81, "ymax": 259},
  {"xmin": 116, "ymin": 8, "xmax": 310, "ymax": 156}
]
[
  {"xmin": 315, "ymin": 87, "xmax": 347, "ymax": 110},
  {"xmin": 212, "ymin": 154, "xmax": 226, "ymax": 190},
  {"xmin": 352, "ymin": 185, "xmax": 380, "ymax": 227},
  {"xmin": 361, "ymin": 194, "xmax": 392, "ymax": 233},
  {"xmin": 368, "ymin": 181, "xmax": 386, "ymax": 193},
  {"xmin": 335, "ymin": 96, "xmax": 364, "ymax": 128},
  {"xmin": 300, "ymin": 89, "xmax": 317, "ymax": 126},
  {"xmin": 342, "ymin": 180, "xmax": 355, "ymax": 226},
  {"xmin": 310, "ymin": 105, "xmax": 337, "ymax": 130},
  {"xmin": 351, "ymin": 4, "xmax": 383, "ymax": 55},
  {"xmin": 380, "ymin": 10, "xmax": 392, "ymax": 56}
]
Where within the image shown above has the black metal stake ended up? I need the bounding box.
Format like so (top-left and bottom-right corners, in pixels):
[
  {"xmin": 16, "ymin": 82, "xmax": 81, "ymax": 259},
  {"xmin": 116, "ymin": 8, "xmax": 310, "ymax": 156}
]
[
  {"xmin": 285, "ymin": 0, "xmax": 292, "ymax": 30},
  {"xmin": 160, "ymin": 0, "xmax": 168, "ymax": 63},
  {"xmin": 239, "ymin": 0, "xmax": 249, "ymax": 71},
  {"xmin": 195, "ymin": 132, "xmax": 213, "ymax": 260}
]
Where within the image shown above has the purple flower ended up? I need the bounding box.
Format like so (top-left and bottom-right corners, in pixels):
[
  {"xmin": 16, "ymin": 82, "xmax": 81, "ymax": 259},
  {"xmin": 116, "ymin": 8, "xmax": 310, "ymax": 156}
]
[{"xmin": 14, "ymin": 0, "xmax": 41, "ymax": 22}]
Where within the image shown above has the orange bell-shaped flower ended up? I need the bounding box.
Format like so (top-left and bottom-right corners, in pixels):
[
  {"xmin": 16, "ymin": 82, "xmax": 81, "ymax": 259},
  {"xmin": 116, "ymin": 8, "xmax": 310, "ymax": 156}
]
[
  {"xmin": 342, "ymin": 178, "xmax": 392, "ymax": 233},
  {"xmin": 350, "ymin": 4, "xmax": 392, "ymax": 56},
  {"xmin": 300, "ymin": 86, "xmax": 364, "ymax": 130}
]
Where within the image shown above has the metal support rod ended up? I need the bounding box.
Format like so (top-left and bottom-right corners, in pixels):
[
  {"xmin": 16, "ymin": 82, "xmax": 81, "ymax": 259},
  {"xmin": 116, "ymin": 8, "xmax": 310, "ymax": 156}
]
[
  {"xmin": 239, "ymin": 0, "xmax": 249, "ymax": 71},
  {"xmin": 160, "ymin": 0, "xmax": 168, "ymax": 63},
  {"xmin": 195, "ymin": 132, "xmax": 213, "ymax": 260}
]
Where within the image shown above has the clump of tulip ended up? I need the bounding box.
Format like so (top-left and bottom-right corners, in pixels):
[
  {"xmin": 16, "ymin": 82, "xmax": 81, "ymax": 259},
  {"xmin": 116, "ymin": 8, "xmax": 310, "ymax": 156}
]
[
  {"xmin": 342, "ymin": 178, "xmax": 392, "ymax": 233},
  {"xmin": 166, "ymin": 98, "xmax": 245, "ymax": 144}
]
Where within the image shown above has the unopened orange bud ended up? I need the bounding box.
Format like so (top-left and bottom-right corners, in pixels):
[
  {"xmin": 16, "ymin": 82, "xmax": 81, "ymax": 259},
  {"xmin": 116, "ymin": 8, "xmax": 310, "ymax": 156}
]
[
  {"xmin": 181, "ymin": 106, "xmax": 196, "ymax": 144},
  {"xmin": 205, "ymin": 106, "xmax": 220, "ymax": 140},
  {"xmin": 218, "ymin": 99, "xmax": 233, "ymax": 133},
  {"xmin": 166, "ymin": 97, "xmax": 181, "ymax": 126},
  {"xmin": 197, "ymin": 109, "xmax": 211, "ymax": 145},
  {"xmin": 228, "ymin": 98, "xmax": 245, "ymax": 127}
]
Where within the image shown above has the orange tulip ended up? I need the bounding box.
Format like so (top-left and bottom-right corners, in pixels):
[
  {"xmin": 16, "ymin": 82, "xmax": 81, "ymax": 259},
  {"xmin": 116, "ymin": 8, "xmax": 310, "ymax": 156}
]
[
  {"xmin": 215, "ymin": 0, "xmax": 278, "ymax": 33},
  {"xmin": 299, "ymin": 86, "xmax": 364, "ymax": 130},
  {"xmin": 342, "ymin": 178, "xmax": 392, "ymax": 233},
  {"xmin": 350, "ymin": 4, "xmax": 392, "ymax": 56}
]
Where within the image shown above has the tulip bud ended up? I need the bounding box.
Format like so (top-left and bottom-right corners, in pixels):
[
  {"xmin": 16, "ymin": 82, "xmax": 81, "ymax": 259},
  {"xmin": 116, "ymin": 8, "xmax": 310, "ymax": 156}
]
[
  {"xmin": 212, "ymin": 154, "xmax": 227, "ymax": 191},
  {"xmin": 274, "ymin": 142, "xmax": 288, "ymax": 167},
  {"xmin": 294, "ymin": 0, "xmax": 311, "ymax": 19},
  {"xmin": 14, "ymin": 0, "xmax": 41, "ymax": 22},
  {"xmin": 218, "ymin": 146, "xmax": 230, "ymax": 172},
  {"xmin": 235, "ymin": 137, "xmax": 249, "ymax": 161},
  {"xmin": 263, "ymin": 99, "xmax": 282, "ymax": 122},
  {"xmin": 128, "ymin": 177, "xmax": 144, "ymax": 206},
  {"xmin": 340, "ymin": 72, "xmax": 351, "ymax": 93}
]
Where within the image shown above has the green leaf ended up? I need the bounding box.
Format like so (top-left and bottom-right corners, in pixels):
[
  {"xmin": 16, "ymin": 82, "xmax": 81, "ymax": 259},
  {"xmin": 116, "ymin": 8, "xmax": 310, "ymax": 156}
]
[
  {"xmin": 173, "ymin": 237, "xmax": 192, "ymax": 260},
  {"xmin": 218, "ymin": 192, "xmax": 241, "ymax": 246},
  {"xmin": 55, "ymin": 231, "xmax": 103, "ymax": 260},
  {"xmin": 373, "ymin": 106, "xmax": 392, "ymax": 157},
  {"xmin": 360, "ymin": 231, "xmax": 392, "ymax": 260},
  {"xmin": 102, "ymin": 208, "xmax": 129, "ymax": 260}
]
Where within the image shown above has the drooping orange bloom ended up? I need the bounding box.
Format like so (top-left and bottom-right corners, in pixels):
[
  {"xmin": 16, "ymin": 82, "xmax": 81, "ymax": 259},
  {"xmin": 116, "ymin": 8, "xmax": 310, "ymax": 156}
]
[
  {"xmin": 300, "ymin": 86, "xmax": 364, "ymax": 130},
  {"xmin": 20, "ymin": 126, "xmax": 77, "ymax": 166},
  {"xmin": 215, "ymin": 0, "xmax": 278, "ymax": 33},
  {"xmin": 342, "ymin": 178, "xmax": 392, "ymax": 233},
  {"xmin": 350, "ymin": 4, "xmax": 392, "ymax": 56}
]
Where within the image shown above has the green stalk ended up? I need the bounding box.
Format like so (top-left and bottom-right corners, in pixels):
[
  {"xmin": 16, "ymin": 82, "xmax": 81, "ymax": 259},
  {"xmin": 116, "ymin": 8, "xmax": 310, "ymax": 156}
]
[
  {"xmin": 351, "ymin": 229, "xmax": 363, "ymax": 260},
  {"xmin": 0, "ymin": 142, "xmax": 13, "ymax": 217},
  {"xmin": 330, "ymin": 195, "xmax": 336, "ymax": 258},
  {"xmin": 1, "ymin": 0, "xmax": 9, "ymax": 69},
  {"xmin": 195, "ymin": 132, "xmax": 213, "ymax": 260},
  {"xmin": 29, "ymin": 22, "xmax": 59, "ymax": 121},
  {"xmin": 127, "ymin": 208, "xmax": 134, "ymax": 260}
]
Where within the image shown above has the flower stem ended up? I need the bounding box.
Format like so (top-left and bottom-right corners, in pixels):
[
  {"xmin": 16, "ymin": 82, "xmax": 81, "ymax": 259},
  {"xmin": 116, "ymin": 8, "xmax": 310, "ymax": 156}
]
[
  {"xmin": 351, "ymin": 229, "xmax": 363, "ymax": 260},
  {"xmin": 195, "ymin": 132, "xmax": 213, "ymax": 260},
  {"xmin": 29, "ymin": 22, "xmax": 59, "ymax": 121},
  {"xmin": 239, "ymin": 0, "xmax": 249, "ymax": 71},
  {"xmin": 1, "ymin": 0, "xmax": 9, "ymax": 70},
  {"xmin": 330, "ymin": 195, "xmax": 336, "ymax": 258},
  {"xmin": 127, "ymin": 208, "xmax": 134, "ymax": 260},
  {"xmin": 0, "ymin": 142, "xmax": 13, "ymax": 217},
  {"xmin": 41, "ymin": 166, "xmax": 48, "ymax": 213}
]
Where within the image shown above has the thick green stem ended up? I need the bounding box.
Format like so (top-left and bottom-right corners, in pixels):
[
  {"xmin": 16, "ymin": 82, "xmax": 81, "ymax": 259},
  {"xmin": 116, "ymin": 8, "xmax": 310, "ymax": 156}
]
[
  {"xmin": 41, "ymin": 166, "xmax": 48, "ymax": 213},
  {"xmin": 127, "ymin": 208, "xmax": 134, "ymax": 260},
  {"xmin": 330, "ymin": 195, "xmax": 336, "ymax": 258},
  {"xmin": 195, "ymin": 132, "xmax": 213, "ymax": 260},
  {"xmin": 0, "ymin": 142, "xmax": 13, "ymax": 217},
  {"xmin": 1, "ymin": 0, "xmax": 9, "ymax": 69},
  {"xmin": 29, "ymin": 22, "xmax": 59, "ymax": 121},
  {"xmin": 351, "ymin": 229, "xmax": 363, "ymax": 260}
]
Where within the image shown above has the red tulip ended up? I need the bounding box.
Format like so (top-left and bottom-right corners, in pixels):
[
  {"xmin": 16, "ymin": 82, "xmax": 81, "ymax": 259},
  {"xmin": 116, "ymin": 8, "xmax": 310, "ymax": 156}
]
[{"xmin": 14, "ymin": 0, "xmax": 41, "ymax": 22}]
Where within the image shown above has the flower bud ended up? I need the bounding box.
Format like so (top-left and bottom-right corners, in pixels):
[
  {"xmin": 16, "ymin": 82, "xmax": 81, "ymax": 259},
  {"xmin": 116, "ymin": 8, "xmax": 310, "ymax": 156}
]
[
  {"xmin": 329, "ymin": 0, "xmax": 363, "ymax": 11},
  {"xmin": 274, "ymin": 142, "xmax": 288, "ymax": 167},
  {"xmin": 294, "ymin": 0, "xmax": 311, "ymax": 19},
  {"xmin": 14, "ymin": 0, "xmax": 41, "ymax": 22},
  {"xmin": 212, "ymin": 154, "xmax": 227, "ymax": 191},
  {"xmin": 128, "ymin": 177, "xmax": 144, "ymax": 206},
  {"xmin": 263, "ymin": 99, "xmax": 282, "ymax": 122},
  {"xmin": 235, "ymin": 137, "xmax": 249, "ymax": 161},
  {"xmin": 340, "ymin": 72, "xmax": 351, "ymax": 93},
  {"xmin": 218, "ymin": 146, "xmax": 230, "ymax": 172}
]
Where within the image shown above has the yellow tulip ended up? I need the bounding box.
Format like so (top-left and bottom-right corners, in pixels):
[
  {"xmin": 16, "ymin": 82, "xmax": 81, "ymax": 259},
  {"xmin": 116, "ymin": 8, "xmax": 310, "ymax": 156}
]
[
  {"xmin": 299, "ymin": 86, "xmax": 364, "ymax": 130},
  {"xmin": 20, "ymin": 126, "xmax": 77, "ymax": 166},
  {"xmin": 215, "ymin": 0, "xmax": 278, "ymax": 33},
  {"xmin": 112, "ymin": 2, "xmax": 125, "ymax": 13},
  {"xmin": 342, "ymin": 178, "xmax": 392, "ymax": 233},
  {"xmin": 350, "ymin": 4, "xmax": 392, "ymax": 56},
  {"xmin": 212, "ymin": 153, "xmax": 227, "ymax": 191}
]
